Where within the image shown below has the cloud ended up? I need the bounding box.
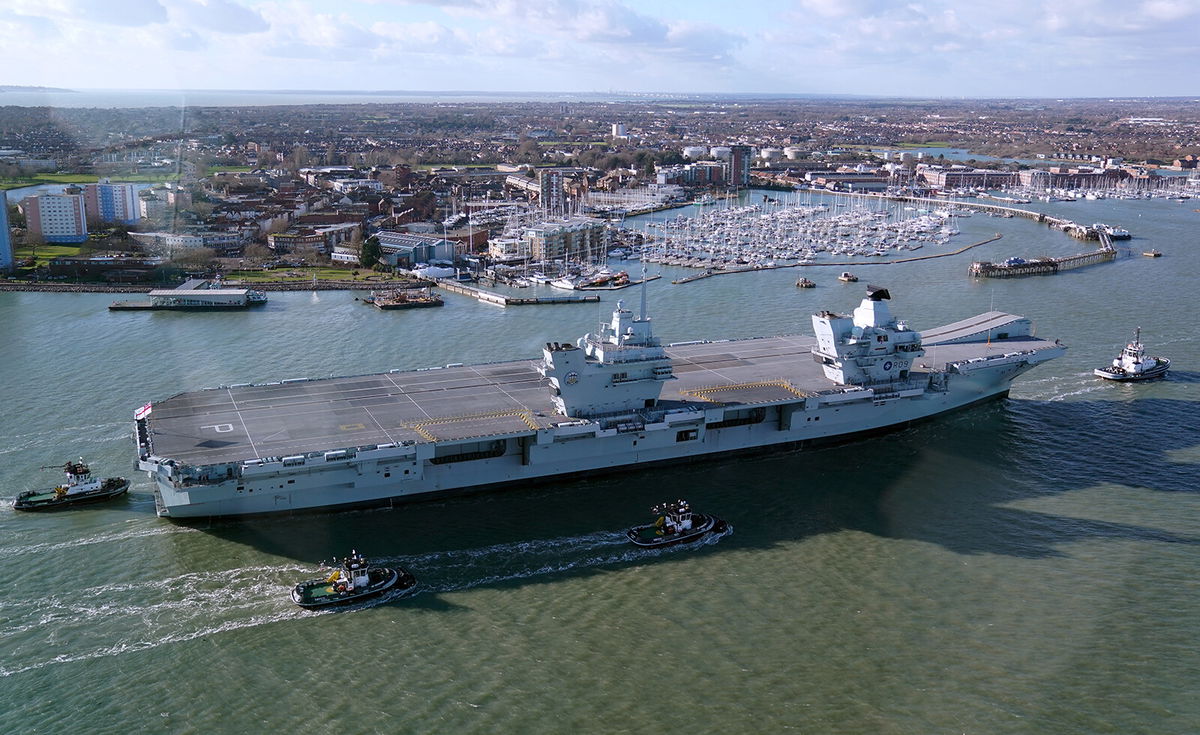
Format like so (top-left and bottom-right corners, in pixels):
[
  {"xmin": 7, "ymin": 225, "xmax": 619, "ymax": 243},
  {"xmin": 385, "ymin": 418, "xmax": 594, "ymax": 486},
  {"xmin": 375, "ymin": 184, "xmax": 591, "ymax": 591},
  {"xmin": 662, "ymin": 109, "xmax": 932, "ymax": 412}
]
[
  {"xmin": 372, "ymin": 20, "xmax": 459, "ymax": 50},
  {"xmin": 57, "ymin": 0, "xmax": 169, "ymax": 26},
  {"xmin": 169, "ymin": 0, "xmax": 270, "ymax": 34},
  {"xmin": 362, "ymin": 0, "xmax": 746, "ymax": 65},
  {"xmin": 0, "ymin": 9, "xmax": 61, "ymax": 39},
  {"xmin": 259, "ymin": 8, "xmax": 384, "ymax": 60}
]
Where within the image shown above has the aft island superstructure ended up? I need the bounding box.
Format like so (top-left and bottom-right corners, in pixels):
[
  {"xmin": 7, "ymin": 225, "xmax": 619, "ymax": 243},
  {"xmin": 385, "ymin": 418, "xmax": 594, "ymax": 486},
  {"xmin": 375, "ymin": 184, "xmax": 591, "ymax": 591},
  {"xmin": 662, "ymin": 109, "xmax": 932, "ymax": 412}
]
[{"xmin": 135, "ymin": 286, "xmax": 1065, "ymax": 518}]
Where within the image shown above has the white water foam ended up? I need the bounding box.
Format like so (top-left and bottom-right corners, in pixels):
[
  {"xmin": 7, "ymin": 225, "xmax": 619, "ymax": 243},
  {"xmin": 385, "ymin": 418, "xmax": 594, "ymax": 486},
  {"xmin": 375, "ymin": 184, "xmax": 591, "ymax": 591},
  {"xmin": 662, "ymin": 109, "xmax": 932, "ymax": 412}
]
[{"xmin": 0, "ymin": 526, "xmax": 732, "ymax": 677}]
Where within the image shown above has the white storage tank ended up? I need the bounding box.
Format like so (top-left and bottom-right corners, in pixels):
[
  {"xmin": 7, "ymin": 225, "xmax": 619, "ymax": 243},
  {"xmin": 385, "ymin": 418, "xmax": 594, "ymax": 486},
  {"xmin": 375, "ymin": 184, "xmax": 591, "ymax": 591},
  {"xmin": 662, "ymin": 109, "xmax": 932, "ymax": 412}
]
[
  {"xmin": 682, "ymin": 146, "xmax": 708, "ymax": 160},
  {"xmin": 784, "ymin": 146, "xmax": 807, "ymax": 160},
  {"xmin": 759, "ymin": 148, "xmax": 784, "ymax": 162},
  {"xmin": 710, "ymin": 146, "xmax": 732, "ymax": 160}
]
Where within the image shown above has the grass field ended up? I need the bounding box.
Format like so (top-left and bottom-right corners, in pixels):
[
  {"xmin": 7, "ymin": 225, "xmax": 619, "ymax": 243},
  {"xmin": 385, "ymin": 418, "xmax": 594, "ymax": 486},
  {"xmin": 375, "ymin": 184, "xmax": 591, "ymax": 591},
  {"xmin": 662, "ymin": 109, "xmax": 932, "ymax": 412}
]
[
  {"xmin": 11, "ymin": 243, "xmax": 84, "ymax": 266},
  {"xmin": 1, "ymin": 173, "xmax": 99, "ymax": 189}
]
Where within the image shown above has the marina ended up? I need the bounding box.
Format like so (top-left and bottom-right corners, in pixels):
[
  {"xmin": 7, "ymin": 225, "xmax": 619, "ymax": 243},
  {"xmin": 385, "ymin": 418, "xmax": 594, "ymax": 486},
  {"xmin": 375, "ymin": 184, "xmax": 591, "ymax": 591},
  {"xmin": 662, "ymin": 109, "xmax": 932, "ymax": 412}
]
[{"xmin": 628, "ymin": 189, "xmax": 1132, "ymax": 278}]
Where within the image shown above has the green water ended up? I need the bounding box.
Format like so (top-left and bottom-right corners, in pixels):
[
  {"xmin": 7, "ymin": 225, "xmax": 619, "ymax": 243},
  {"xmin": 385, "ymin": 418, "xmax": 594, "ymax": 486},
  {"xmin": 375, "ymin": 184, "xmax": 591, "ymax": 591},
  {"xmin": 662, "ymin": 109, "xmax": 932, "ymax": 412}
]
[{"xmin": 1, "ymin": 193, "xmax": 1197, "ymax": 733}]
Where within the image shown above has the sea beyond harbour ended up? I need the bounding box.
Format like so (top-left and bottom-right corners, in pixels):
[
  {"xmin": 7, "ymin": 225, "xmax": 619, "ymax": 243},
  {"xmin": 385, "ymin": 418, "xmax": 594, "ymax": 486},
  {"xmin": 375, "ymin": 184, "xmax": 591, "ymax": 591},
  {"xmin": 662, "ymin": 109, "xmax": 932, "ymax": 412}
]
[{"xmin": 1, "ymin": 191, "xmax": 1198, "ymax": 733}]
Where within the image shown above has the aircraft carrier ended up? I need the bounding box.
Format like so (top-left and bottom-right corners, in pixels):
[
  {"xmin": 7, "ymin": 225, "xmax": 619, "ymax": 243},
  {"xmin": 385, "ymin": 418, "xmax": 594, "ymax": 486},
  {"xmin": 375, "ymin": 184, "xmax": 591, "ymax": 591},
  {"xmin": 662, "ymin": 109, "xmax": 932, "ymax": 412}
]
[{"xmin": 134, "ymin": 286, "xmax": 1065, "ymax": 518}]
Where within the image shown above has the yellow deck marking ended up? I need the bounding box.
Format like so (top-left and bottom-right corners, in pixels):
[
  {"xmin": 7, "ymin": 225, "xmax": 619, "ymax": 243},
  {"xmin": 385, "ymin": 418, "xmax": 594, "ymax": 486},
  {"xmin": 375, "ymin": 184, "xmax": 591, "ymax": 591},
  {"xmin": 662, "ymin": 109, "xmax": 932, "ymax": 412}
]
[
  {"xmin": 407, "ymin": 410, "xmax": 540, "ymax": 441},
  {"xmin": 680, "ymin": 380, "xmax": 809, "ymax": 402}
]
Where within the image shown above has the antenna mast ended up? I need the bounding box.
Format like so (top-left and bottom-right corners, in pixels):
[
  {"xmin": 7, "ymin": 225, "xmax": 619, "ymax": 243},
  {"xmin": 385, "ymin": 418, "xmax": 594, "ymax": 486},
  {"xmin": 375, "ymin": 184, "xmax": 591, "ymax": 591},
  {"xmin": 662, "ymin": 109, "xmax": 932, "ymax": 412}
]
[{"xmin": 639, "ymin": 266, "xmax": 648, "ymax": 320}]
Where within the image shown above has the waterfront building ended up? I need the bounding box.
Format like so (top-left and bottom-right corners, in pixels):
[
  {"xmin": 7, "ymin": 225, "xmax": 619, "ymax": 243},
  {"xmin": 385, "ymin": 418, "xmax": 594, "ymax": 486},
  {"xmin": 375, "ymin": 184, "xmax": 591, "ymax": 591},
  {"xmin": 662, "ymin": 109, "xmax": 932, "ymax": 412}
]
[
  {"xmin": 139, "ymin": 189, "xmax": 167, "ymax": 220},
  {"xmin": 1017, "ymin": 168, "xmax": 1127, "ymax": 188},
  {"xmin": 0, "ymin": 190, "xmax": 11, "ymax": 272},
  {"xmin": 267, "ymin": 230, "xmax": 324, "ymax": 253},
  {"xmin": 268, "ymin": 222, "xmax": 360, "ymax": 254},
  {"xmin": 522, "ymin": 216, "xmax": 607, "ymax": 262},
  {"xmin": 83, "ymin": 182, "xmax": 140, "ymax": 224},
  {"xmin": 487, "ymin": 236, "xmax": 528, "ymax": 260},
  {"xmin": 21, "ymin": 193, "xmax": 88, "ymax": 243},
  {"xmin": 729, "ymin": 145, "xmax": 753, "ymax": 188},
  {"xmin": 47, "ymin": 254, "xmax": 166, "ymax": 281},
  {"xmin": 921, "ymin": 169, "xmax": 1019, "ymax": 188},
  {"xmin": 656, "ymin": 161, "xmax": 727, "ymax": 187},
  {"xmin": 375, "ymin": 231, "xmax": 454, "ymax": 268},
  {"xmin": 130, "ymin": 229, "xmax": 246, "ymax": 256},
  {"xmin": 539, "ymin": 169, "xmax": 567, "ymax": 214}
]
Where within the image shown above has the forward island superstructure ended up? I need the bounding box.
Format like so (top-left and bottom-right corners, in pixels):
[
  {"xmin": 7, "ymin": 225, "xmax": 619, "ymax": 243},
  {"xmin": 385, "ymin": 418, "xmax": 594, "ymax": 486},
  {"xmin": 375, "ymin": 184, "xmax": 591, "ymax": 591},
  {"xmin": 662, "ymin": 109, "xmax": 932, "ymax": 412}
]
[{"xmin": 134, "ymin": 286, "xmax": 1065, "ymax": 518}]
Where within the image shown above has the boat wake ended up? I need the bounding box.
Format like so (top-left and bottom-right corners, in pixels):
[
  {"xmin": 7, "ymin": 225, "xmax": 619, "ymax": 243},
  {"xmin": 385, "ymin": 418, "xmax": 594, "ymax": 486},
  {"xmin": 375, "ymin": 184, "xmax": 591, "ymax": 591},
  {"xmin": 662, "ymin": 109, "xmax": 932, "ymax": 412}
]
[
  {"xmin": 396, "ymin": 524, "xmax": 733, "ymax": 595},
  {"xmin": 0, "ymin": 422, "xmax": 129, "ymax": 457},
  {"xmin": 0, "ymin": 524, "xmax": 200, "ymax": 559},
  {"xmin": 1016, "ymin": 372, "xmax": 1110, "ymax": 402},
  {"xmin": 0, "ymin": 526, "xmax": 732, "ymax": 677}
]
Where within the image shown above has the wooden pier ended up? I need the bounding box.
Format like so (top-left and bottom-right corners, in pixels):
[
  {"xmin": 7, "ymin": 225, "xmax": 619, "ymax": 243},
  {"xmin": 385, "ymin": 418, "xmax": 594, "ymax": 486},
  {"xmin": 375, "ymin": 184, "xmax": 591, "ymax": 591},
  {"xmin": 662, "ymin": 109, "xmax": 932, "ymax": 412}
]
[
  {"xmin": 433, "ymin": 279, "xmax": 599, "ymax": 307},
  {"xmin": 970, "ymin": 232, "xmax": 1116, "ymax": 278},
  {"xmin": 670, "ymin": 262, "xmax": 797, "ymax": 285}
]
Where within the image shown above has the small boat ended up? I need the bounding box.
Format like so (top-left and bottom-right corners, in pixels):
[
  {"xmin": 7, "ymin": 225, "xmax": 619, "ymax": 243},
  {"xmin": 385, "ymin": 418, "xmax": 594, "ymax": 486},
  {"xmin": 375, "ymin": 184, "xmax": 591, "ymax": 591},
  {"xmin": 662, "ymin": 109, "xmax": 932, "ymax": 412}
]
[
  {"xmin": 838, "ymin": 271, "xmax": 859, "ymax": 283},
  {"xmin": 12, "ymin": 460, "xmax": 129, "ymax": 511},
  {"xmin": 291, "ymin": 550, "xmax": 416, "ymax": 609},
  {"xmin": 626, "ymin": 499, "xmax": 727, "ymax": 548},
  {"xmin": 1142, "ymin": 249, "xmax": 1162, "ymax": 257},
  {"xmin": 795, "ymin": 277, "xmax": 816, "ymax": 288},
  {"xmin": 1094, "ymin": 328, "xmax": 1170, "ymax": 382}
]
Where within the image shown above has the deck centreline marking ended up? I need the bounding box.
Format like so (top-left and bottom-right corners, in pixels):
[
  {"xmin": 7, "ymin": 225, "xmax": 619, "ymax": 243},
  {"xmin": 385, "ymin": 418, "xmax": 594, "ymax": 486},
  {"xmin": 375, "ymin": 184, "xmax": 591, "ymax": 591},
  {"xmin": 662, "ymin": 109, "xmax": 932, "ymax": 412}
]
[
  {"xmin": 385, "ymin": 371, "xmax": 433, "ymax": 420},
  {"xmin": 227, "ymin": 388, "xmax": 261, "ymax": 459}
]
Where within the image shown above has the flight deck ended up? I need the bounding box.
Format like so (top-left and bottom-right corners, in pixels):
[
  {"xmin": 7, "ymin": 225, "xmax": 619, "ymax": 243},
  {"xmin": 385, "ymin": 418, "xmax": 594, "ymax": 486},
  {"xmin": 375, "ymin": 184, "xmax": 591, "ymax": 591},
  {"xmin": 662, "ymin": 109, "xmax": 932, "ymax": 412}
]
[{"xmin": 144, "ymin": 310, "xmax": 1054, "ymax": 469}]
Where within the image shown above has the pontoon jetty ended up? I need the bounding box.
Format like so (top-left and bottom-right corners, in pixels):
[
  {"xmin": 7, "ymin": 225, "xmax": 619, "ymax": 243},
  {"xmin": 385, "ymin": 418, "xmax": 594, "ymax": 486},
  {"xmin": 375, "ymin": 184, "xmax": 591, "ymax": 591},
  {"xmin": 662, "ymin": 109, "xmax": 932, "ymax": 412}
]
[{"xmin": 110, "ymin": 279, "xmax": 267, "ymax": 311}]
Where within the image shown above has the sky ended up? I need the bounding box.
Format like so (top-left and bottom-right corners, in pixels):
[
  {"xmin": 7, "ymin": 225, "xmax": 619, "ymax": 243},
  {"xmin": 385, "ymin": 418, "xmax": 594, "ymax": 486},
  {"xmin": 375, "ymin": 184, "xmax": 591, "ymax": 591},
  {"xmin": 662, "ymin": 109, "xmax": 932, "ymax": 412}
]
[{"xmin": 1, "ymin": 0, "xmax": 1198, "ymax": 98}]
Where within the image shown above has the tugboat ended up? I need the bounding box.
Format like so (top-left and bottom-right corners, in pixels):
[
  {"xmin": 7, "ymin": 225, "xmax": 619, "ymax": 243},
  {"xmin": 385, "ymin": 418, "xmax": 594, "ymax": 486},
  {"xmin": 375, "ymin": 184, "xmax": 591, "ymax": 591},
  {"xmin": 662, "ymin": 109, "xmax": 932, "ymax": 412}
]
[
  {"xmin": 1094, "ymin": 328, "xmax": 1170, "ymax": 381},
  {"xmin": 838, "ymin": 271, "xmax": 859, "ymax": 283},
  {"xmin": 12, "ymin": 460, "xmax": 129, "ymax": 511},
  {"xmin": 795, "ymin": 277, "xmax": 816, "ymax": 288},
  {"xmin": 290, "ymin": 550, "xmax": 416, "ymax": 609},
  {"xmin": 626, "ymin": 499, "xmax": 728, "ymax": 548}
]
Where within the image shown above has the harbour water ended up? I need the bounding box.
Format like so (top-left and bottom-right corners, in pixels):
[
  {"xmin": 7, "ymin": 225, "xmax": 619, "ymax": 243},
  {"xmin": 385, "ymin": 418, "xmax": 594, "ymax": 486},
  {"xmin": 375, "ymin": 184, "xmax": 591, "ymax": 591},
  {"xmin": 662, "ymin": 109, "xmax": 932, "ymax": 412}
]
[{"xmin": 1, "ymin": 193, "xmax": 1197, "ymax": 733}]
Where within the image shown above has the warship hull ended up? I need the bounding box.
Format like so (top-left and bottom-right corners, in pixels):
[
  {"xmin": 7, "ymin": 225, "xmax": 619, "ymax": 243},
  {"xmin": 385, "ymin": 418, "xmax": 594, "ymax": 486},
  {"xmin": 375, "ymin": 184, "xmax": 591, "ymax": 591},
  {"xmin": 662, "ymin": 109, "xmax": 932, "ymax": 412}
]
[{"xmin": 135, "ymin": 311, "xmax": 1064, "ymax": 519}]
